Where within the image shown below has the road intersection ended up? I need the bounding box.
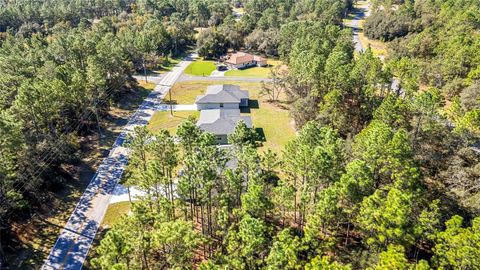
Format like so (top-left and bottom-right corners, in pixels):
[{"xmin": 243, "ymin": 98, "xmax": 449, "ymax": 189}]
[{"xmin": 41, "ymin": 54, "xmax": 196, "ymax": 270}]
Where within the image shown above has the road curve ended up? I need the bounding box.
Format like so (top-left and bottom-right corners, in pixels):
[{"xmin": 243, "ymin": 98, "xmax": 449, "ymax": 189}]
[{"xmin": 41, "ymin": 54, "xmax": 196, "ymax": 270}]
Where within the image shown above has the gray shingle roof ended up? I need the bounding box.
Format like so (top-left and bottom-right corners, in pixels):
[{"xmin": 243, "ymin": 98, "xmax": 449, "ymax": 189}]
[
  {"xmin": 195, "ymin": 85, "xmax": 249, "ymax": 104},
  {"xmin": 196, "ymin": 109, "xmax": 252, "ymax": 135}
]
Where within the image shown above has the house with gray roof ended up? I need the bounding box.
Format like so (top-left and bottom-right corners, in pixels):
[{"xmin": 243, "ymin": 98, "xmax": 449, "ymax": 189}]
[
  {"xmin": 196, "ymin": 109, "xmax": 252, "ymax": 144},
  {"xmin": 195, "ymin": 84, "xmax": 249, "ymax": 110}
]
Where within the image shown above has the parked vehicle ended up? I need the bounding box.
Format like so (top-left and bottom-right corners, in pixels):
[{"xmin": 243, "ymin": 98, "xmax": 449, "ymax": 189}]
[{"xmin": 217, "ymin": 65, "xmax": 228, "ymax": 71}]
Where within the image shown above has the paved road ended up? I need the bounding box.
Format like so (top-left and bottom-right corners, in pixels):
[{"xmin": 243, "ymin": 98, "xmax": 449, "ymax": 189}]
[
  {"xmin": 41, "ymin": 54, "xmax": 196, "ymax": 270},
  {"xmin": 349, "ymin": 1, "xmax": 402, "ymax": 93},
  {"xmin": 351, "ymin": 5, "xmax": 367, "ymax": 53}
]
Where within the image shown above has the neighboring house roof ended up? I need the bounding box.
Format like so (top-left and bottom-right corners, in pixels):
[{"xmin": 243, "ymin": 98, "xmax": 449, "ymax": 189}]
[
  {"xmin": 195, "ymin": 84, "xmax": 249, "ymax": 104},
  {"xmin": 197, "ymin": 109, "xmax": 252, "ymax": 135},
  {"xmin": 226, "ymin": 52, "xmax": 266, "ymax": 65},
  {"xmin": 253, "ymin": 55, "xmax": 266, "ymax": 62}
]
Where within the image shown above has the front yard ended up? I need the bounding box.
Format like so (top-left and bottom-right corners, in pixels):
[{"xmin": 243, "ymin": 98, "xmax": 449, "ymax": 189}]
[
  {"xmin": 148, "ymin": 110, "xmax": 200, "ymax": 134},
  {"xmin": 152, "ymin": 80, "xmax": 296, "ymax": 153},
  {"xmin": 224, "ymin": 59, "xmax": 283, "ymax": 78},
  {"xmin": 184, "ymin": 60, "xmax": 216, "ymax": 76}
]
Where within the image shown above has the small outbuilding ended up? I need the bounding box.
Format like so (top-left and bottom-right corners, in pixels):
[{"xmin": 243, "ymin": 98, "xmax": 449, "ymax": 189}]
[
  {"xmin": 196, "ymin": 109, "xmax": 252, "ymax": 144},
  {"xmin": 195, "ymin": 84, "xmax": 249, "ymax": 110}
]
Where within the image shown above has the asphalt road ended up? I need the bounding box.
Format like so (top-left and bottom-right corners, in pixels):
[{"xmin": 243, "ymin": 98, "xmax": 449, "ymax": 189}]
[
  {"xmin": 350, "ymin": 2, "xmax": 403, "ymax": 93},
  {"xmin": 41, "ymin": 54, "xmax": 196, "ymax": 270},
  {"xmin": 350, "ymin": 4, "xmax": 366, "ymax": 53}
]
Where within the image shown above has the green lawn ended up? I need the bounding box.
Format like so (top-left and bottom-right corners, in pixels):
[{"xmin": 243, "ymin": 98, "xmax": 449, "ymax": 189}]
[
  {"xmin": 184, "ymin": 60, "xmax": 216, "ymax": 76},
  {"xmin": 148, "ymin": 111, "xmax": 200, "ymax": 134},
  {"xmin": 161, "ymin": 80, "xmax": 296, "ymax": 153},
  {"xmin": 250, "ymin": 102, "xmax": 295, "ymax": 153},
  {"xmin": 102, "ymin": 201, "xmax": 131, "ymax": 227},
  {"xmin": 225, "ymin": 59, "xmax": 283, "ymax": 78},
  {"xmin": 163, "ymin": 83, "xmax": 206, "ymax": 104},
  {"xmin": 225, "ymin": 67, "xmax": 272, "ymax": 78},
  {"xmin": 246, "ymin": 83, "xmax": 295, "ymax": 153}
]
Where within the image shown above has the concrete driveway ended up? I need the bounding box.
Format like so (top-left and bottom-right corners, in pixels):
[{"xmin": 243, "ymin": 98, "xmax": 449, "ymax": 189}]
[
  {"xmin": 156, "ymin": 104, "xmax": 198, "ymax": 111},
  {"xmin": 210, "ymin": 70, "xmax": 226, "ymax": 77}
]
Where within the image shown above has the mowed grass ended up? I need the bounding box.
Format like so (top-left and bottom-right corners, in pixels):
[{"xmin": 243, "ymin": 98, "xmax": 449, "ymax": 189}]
[
  {"xmin": 184, "ymin": 60, "xmax": 216, "ymax": 76},
  {"xmin": 225, "ymin": 59, "xmax": 283, "ymax": 78},
  {"xmin": 102, "ymin": 201, "xmax": 131, "ymax": 227},
  {"xmin": 247, "ymin": 84, "xmax": 295, "ymax": 153},
  {"xmin": 160, "ymin": 80, "xmax": 296, "ymax": 153},
  {"xmin": 163, "ymin": 83, "xmax": 206, "ymax": 104},
  {"xmin": 148, "ymin": 111, "xmax": 200, "ymax": 134}
]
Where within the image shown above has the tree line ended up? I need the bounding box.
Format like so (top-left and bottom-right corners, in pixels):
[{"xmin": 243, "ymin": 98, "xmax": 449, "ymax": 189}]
[
  {"xmin": 196, "ymin": 0, "xmax": 354, "ymax": 58},
  {"xmin": 0, "ymin": 0, "xmax": 232, "ymax": 265},
  {"xmin": 92, "ymin": 0, "xmax": 480, "ymax": 268},
  {"xmin": 92, "ymin": 115, "xmax": 480, "ymax": 269},
  {"xmin": 362, "ymin": 0, "xmax": 480, "ymax": 216}
]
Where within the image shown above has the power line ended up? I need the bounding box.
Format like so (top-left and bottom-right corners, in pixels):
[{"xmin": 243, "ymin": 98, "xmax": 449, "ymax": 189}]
[{"xmin": 0, "ymin": 84, "xmax": 118, "ymax": 211}]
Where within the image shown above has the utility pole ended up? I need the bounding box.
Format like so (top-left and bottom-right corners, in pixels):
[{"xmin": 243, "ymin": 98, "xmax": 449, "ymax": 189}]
[
  {"xmin": 143, "ymin": 57, "xmax": 148, "ymax": 83},
  {"xmin": 169, "ymin": 90, "xmax": 173, "ymax": 116}
]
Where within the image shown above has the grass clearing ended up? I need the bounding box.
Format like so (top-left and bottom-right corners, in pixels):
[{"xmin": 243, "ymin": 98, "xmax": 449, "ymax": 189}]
[
  {"xmin": 225, "ymin": 67, "xmax": 271, "ymax": 78},
  {"xmin": 245, "ymin": 83, "xmax": 295, "ymax": 153},
  {"xmin": 160, "ymin": 80, "xmax": 296, "ymax": 153},
  {"xmin": 148, "ymin": 111, "xmax": 200, "ymax": 134},
  {"xmin": 358, "ymin": 32, "xmax": 388, "ymax": 58},
  {"xmin": 184, "ymin": 60, "xmax": 216, "ymax": 76},
  {"xmin": 102, "ymin": 201, "xmax": 131, "ymax": 227},
  {"xmin": 250, "ymin": 101, "xmax": 295, "ymax": 153}
]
